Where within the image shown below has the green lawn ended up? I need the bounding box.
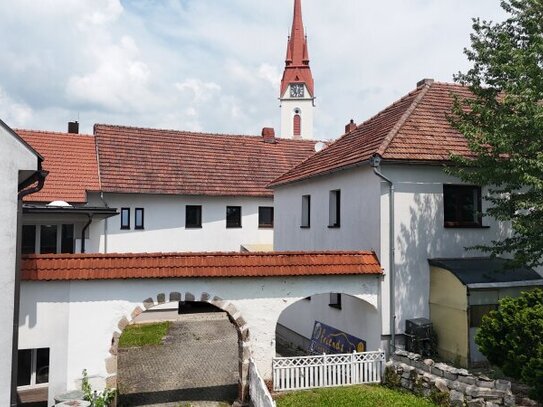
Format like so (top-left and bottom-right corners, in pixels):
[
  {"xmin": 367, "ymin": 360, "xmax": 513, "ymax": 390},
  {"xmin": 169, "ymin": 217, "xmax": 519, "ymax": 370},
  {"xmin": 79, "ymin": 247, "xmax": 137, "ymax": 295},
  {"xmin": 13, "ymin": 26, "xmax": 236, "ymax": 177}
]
[
  {"xmin": 275, "ymin": 385, "xmax": 438, "ymax": 407},
  {"xmin": 118, "ymin": 321, "xmax": 170, "ymax": 348}
]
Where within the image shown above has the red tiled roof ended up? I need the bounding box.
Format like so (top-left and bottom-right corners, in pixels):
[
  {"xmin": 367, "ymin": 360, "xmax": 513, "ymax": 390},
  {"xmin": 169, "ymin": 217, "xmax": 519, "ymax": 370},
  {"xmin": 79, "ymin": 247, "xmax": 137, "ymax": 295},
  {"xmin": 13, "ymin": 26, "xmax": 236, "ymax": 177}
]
[
  {"xmin": 94, "ymin": 124, "xmax": 316, "ymax": 197},
  {"xmin": 16, "ymin": 130, "xmax": 100, "ymax": 203},
  {"xmin": 269, "ymin": 81, "xmax": 474, "ymax": 187},
  {"xmin": 21, "ymin": 251, "xmax": 382, "ymax": 281}
]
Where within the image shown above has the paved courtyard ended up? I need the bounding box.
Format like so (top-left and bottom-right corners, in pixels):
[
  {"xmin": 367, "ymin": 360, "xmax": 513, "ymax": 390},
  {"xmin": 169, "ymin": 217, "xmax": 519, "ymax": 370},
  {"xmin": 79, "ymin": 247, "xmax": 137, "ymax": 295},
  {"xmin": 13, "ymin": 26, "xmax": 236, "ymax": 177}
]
[{"xmin": 118, "ymin": 312, "xmax": 239, "ymax": 406}]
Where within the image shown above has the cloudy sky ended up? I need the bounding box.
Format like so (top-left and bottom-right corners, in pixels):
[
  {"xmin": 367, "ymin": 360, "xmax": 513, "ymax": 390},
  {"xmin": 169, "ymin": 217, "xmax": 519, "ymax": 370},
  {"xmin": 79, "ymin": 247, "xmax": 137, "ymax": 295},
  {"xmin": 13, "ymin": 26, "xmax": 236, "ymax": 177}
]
[{"xmin": 0, "ymin": 0, "xmax": 506, "ymax": 139}]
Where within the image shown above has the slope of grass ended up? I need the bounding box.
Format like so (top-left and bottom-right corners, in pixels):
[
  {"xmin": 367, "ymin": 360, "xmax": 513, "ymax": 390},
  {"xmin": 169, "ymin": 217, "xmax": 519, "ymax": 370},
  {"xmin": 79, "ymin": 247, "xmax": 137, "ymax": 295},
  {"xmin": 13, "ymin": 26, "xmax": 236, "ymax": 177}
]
[
  {"xmin": 275, "ymin": 385, "xmax": 438, "ymax": 407},
  {"xmin": 119, "ymin": 322, "xmax": 170, "ymax": 348}
]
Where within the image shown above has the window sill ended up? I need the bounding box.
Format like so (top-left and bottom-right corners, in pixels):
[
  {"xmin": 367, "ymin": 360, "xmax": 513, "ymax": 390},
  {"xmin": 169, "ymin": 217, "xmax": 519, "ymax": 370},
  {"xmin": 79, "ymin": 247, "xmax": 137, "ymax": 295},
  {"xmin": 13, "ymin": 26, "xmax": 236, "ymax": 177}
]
[
  {"xmin": 444, "ymin": 223, "xmax": 490, "ymax": 229},
  {"xmin": 300, "ymin": 225, "xmax": 310, "ymax": 229},
  {"xmin": 328, "ymin": 304, "xmax": 342, "ymax": 310},
  {"xmin": 120, "ymin": 227, "xmax": 130, "ymax": 230},
  {"xmin": 259, "ymin": 225, "xmax": 274, "ymax": 229},
  {"xmin": 328, "ymin": 225, "xmax": 340, "ymax": 229},
  {"xmin": 186, "ymin": 226, "xmax": 203, "ymax": 229},
  {"xmin": 226, "ymin": 226, "xmax": 242, "ymax": 229},
  {"xmin": 135, "ymin": 227, "xmax": 144, "ymax": 230}
]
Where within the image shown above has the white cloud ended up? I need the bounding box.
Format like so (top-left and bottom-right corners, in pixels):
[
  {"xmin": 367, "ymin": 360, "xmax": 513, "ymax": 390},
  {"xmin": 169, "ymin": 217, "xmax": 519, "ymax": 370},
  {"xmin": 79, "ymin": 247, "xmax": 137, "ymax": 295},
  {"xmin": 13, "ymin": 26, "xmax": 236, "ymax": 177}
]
[
  {"xmin": 0, "ymin": 86, "xmax": 33, "ymax": 126},
  {"xmin": 175, "ymin": 79, "xmax": 222, "ymax": 104}
]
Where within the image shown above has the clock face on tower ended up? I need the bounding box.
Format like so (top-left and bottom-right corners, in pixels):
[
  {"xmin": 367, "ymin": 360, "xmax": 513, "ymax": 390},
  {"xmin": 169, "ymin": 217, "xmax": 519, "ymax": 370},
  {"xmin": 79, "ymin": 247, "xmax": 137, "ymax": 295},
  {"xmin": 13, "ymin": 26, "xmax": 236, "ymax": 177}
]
[{"xmin": 290, "ymin": 83, "xmax": 305, "ymax": 98}]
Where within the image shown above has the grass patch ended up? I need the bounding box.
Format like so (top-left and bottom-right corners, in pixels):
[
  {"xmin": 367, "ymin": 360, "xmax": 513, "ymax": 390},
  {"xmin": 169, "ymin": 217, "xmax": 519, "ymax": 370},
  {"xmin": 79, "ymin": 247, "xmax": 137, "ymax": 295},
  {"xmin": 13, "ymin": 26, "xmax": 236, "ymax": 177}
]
[
  {"xmin": 119, "ymin": 321, "xmax": 170, "ymax": 348},
  {"xmin": 275, "ymin": 384, "xmax": 438, "ymax": 407}
]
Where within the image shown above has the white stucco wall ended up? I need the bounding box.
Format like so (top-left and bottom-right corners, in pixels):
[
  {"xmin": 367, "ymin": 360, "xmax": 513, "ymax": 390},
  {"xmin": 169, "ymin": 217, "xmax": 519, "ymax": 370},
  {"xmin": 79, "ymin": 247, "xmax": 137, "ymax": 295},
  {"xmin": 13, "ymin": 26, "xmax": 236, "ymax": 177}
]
[
  {"xmin": 0, "ymin": 123, "xmax": 39, "ymax": 406},
  {"xmin": 272, "ymin": 163, "xmax": 510, "ymax": 342},
  {"xmin": 86, "ymin": 193, "xmax": 274, "ymax": 253},
  {"xmin": 19, "ymin": 275, "xmax": 379, "ymax": 405}
]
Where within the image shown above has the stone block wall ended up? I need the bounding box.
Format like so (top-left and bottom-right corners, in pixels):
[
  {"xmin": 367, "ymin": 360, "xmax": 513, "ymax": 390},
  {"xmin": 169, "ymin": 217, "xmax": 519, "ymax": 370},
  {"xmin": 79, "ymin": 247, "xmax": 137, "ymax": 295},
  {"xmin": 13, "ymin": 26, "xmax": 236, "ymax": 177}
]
[{"xmin": 387, "ymin": 350, "xmax": 515, "ymax": 407}]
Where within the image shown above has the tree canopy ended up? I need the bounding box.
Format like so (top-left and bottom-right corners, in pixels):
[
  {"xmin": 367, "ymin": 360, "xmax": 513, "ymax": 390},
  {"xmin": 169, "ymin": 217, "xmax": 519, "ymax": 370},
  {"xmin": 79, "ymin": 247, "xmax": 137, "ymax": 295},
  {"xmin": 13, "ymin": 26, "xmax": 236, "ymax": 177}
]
[{"xmin": 450, "ymin": 0, "xmax": 543, "ymax": 267}]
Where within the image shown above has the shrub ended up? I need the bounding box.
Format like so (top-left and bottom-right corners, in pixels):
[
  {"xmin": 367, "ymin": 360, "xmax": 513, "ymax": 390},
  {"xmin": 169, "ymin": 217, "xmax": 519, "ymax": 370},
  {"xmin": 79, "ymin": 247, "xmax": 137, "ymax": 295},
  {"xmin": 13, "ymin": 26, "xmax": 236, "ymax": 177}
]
[
  {"xmin": 81, "ymin": 369, "xmax": 116, "ymax": 407},
  {"xmin": 475, "ymin": 288, "xmax": 543, "ymax": 401}
]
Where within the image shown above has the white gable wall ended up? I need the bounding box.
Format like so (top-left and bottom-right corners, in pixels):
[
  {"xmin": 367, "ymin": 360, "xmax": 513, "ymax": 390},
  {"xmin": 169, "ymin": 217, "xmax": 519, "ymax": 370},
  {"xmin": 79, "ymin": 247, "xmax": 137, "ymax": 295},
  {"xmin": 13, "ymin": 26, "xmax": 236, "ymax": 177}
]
[
  {"xmin": 86, "ymin": 193, "xmax": 274, "ymax": 253},
  {"xmin": 0, "ymin": 123, "xmax": 39, "ymax": 406},
  {"xmin": 273, "ymin": 163, "xmax": 511, "ymax": 345}
]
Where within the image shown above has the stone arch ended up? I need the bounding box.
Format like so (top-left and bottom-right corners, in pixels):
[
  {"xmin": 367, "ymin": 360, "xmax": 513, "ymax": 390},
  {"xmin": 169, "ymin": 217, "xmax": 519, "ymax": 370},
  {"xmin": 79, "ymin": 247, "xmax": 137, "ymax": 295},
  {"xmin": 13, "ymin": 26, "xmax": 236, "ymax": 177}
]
[{"xmin": 105, "ymin": 291, "xmax": 251, "ymax": 402}]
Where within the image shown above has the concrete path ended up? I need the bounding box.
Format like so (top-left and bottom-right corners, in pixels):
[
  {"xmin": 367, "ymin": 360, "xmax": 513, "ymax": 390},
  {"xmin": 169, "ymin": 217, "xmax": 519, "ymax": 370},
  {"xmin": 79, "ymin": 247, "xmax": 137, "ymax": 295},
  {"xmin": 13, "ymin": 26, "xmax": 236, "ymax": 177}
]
[{"xmin": 118, "ymin": 312, "xmax": 239, "ymax": 406}]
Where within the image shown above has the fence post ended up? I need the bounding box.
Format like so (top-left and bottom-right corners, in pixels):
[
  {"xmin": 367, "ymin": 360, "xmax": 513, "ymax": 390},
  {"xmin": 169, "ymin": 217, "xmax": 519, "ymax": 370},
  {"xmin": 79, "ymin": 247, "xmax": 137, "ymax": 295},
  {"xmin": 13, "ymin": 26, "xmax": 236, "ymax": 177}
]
[{"xmin": 323, "ymin": 353, "xmax": 327, "ymax": 387}]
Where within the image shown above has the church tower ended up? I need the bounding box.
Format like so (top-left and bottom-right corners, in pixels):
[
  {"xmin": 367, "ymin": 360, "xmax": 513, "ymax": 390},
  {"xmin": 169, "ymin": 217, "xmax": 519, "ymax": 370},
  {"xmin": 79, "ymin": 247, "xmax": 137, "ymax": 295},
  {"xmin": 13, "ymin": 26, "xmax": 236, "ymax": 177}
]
[{"xmin": 280, "ymin": 0, "xmax": 315, "ymax": 140}]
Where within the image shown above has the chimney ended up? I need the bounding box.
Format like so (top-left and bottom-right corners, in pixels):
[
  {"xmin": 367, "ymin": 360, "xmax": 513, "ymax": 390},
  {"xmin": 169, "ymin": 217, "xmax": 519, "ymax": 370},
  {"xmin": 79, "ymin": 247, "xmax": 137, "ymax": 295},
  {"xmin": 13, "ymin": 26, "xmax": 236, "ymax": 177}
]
[
  {"xmin": 68, "ymin": 121, "xmax": 79, "ymax": 134},
  {"xmin": 345, "ymin": 119, "xmax": 357, "ymax": 134},
  {"xmin": 261, "ymin": 127, "xmax": 276, "ymax": 144},
  {"xmin": 416, "ymin": 78, "xmax": 434, "ymax": 88}
]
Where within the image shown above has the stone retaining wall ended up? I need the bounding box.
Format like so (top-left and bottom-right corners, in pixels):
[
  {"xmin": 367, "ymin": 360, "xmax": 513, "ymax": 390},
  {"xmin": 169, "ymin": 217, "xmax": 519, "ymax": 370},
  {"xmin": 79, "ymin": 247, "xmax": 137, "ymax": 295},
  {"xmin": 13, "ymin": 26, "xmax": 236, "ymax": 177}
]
[{"xmin": 386, "ymin": 350, "xmax": 515, "ymax": 407}]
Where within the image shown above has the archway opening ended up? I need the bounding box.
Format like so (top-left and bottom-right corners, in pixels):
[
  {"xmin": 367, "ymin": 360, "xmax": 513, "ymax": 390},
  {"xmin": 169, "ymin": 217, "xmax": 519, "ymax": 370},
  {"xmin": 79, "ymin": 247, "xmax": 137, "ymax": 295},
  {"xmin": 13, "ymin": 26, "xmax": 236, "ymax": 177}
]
[
  {"xmin": 109, "ymin": 293, "xmax": 250, "ymax": 406},
  {"xmin": 275, "ymin": 292, "xmax": 380, "ymax": 357}
]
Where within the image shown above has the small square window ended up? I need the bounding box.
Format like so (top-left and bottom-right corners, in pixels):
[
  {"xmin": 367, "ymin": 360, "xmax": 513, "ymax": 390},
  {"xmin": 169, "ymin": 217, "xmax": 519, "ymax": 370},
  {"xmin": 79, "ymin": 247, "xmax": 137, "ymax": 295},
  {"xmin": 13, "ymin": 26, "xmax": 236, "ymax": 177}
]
[
  {"xmin": 135, "ymin": 208, "xmax": 144, "ymax": 230},
  {"xmin": 329, "ymin": 293, "xmax": 342, "ymax": 309},
  {"xmin": 329, "ymin": 189, "xmax": 341, "ymax": 228},
  {"xmin": 301, "ymin": 195, "xmax": 311, "ymax": 228},
  {"xmin": 186, "ymin": 205, "xmax": 202, "ymax": 228},
  {"xmin": 121, "ymin": 208, "xmax": 130, "ymax": 230},
  {"xmin": 258, "ymin": 207, "xmax": 274, "ymax": 228},
  {"xmin": 226, "ymin": 206, "xmax": 242, "ymax": 228},
  {"xmin": 444, "ymin": 185, "xmax": 482, "ymax": 227},
  {"xmin": 469, "ymin": 304, "xmax": 498, "ymax": 327}
]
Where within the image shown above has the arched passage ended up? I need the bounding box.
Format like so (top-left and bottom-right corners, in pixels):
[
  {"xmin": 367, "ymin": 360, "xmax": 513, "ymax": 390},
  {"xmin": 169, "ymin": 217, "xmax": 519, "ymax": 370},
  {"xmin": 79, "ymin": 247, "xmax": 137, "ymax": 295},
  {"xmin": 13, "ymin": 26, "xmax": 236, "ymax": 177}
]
[
  {"xmin": 105, "ymin": 291, "xmax": 251, "ymax": 404},
  {"xmin": 275, "ymin": 292, "xmax": 380, "ymax": 357}
]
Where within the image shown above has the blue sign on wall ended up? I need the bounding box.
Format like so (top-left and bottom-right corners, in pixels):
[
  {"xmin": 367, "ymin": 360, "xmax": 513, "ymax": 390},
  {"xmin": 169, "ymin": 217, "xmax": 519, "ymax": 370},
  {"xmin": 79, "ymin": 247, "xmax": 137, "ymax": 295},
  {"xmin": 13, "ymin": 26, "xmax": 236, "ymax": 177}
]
[{"xmin": 308, "ymin": 321, "xmax": 366, "ymax": 354}]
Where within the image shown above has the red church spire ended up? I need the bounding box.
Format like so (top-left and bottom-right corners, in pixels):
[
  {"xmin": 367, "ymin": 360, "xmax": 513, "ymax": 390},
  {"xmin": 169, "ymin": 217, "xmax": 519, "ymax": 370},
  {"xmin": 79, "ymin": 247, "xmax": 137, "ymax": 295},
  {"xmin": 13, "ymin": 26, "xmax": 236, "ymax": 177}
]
[{"xmin": 280, "ymin": 0, "xmax": 314, "ymax": 97}]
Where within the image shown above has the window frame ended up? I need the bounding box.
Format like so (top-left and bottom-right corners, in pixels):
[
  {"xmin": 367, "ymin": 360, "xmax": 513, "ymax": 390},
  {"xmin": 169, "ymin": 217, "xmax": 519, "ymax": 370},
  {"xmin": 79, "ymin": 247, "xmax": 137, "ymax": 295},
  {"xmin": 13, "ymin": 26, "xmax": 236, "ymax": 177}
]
[
  {"xmin": 226, "ymin": 206, "xmax": 242, "ymax": 228},
  {"xmin": 258, "ymin": 206, "xmax": 274, "ymax": 228},
  {"xmin": 443, "ymin": 184, "xmax": 484, "ymax": 228},
  {"xmin": 17, "ymin": 348, "xmax": 49, "ymax": 389},
  {"xmin": 135, "ymin": 208, "xmax": 145, "ymax": 230},
  {"xmin": 301, "ymin": 195, "xmax": 311, "ymax": 228},
  {"xmin": 328, "ymin": 189, "xmax": 341, "ymax": 228},
  {"xmin": 22, "ymin": 224, "xmax": 75, "ymax": 255},
  {"xmin": 120, "ymin": 208, "xmax": 131, "ymax": 230},
  {"xmin": 329, "ymin": 293, "xmax": 342, "ymax": 309},
  {"xmin": 185, "ymin": 205, "xmax": 203, "ymax": 229}
]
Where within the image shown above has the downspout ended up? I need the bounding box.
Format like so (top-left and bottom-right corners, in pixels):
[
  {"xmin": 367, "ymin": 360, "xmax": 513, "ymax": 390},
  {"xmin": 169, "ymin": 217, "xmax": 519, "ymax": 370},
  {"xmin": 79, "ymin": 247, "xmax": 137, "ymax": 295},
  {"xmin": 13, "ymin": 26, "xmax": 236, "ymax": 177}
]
[
  {"xmin": 81, "ymin": 214, "xmax": 93, "ymax": 254},
  {"xmin": 99, "ymin": 192, "xmax": 108, "ymax": 253},
  {"xmin": 12, "ymin": 169, "xmax": 47, "ymax": 407},
  {"xmin": 370, "ymin": 154, "xmax": 396, "ymax": 354}
]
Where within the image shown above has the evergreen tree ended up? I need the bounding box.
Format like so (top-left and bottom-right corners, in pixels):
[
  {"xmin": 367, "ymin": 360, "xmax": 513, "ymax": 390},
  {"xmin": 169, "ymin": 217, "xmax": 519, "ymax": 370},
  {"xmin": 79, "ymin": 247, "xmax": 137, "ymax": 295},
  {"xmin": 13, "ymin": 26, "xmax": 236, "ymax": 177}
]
[{"xmin": 450, "ymin": 0, "xmax": 543, "ymax": 267}]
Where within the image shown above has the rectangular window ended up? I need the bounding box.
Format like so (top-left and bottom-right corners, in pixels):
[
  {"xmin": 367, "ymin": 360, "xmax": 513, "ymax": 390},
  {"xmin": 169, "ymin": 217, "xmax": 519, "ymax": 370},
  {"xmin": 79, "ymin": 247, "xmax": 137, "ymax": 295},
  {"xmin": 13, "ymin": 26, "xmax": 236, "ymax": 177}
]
[
  {"xmin": 258, "ymin": 207, "xmax": 274, "ymax": 228},
  {"xmin": 444, "ymin": 185, "xmax": 482, "ymax": 227},
  {"xmin": 226, "ymin": 206, "xmax": 242, "ymax": 228},
  {"xmin": 135, "ymin": 208, "xmax": 144, "ymax": 230},
  {"xmin": 17, "ymin": 348, "xmax": 49, "ymax": 388},
  {"xmin": 22, "ymin": 225, "xmax": 36, "ymax": 254},
  {"xmin": 469, "ymin": 304, "xmax": 498, "ymax": 328},
  {"xmin": 329, "ymin": 189, "xmax": 341, "ymax": 228},
  {"xmin": 301, "ymin": 195, "xmax": 311, "ymax": 228},
  {"xmin": 40, "ymin": 225, "xmax": 57, "ymax": 254},
  {"xmin": 186, "ymin": 205, "xmax": 202, "ymax": 228},
  {"xmin": 329, "ymin": 293, "xmax": 342, "ymax": 309},
  {"xmin": 61, "ymin": 224, "xmax": 74, "ymax": 254},
  {"xmin": 121, "ymin": 208, "xmax": 130, "ymax": 230}
]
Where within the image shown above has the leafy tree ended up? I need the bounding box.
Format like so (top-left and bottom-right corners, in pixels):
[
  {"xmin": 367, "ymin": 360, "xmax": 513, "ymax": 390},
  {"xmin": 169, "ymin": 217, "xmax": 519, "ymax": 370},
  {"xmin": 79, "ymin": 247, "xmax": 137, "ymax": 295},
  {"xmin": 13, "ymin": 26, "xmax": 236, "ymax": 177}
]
[
  {"xmin": 475, "ymin": 289, "xmax": 543, "ymax": 400},
  {"xmin": 450, "ymin": 0, "xmax": 543, "ymax": 267}
]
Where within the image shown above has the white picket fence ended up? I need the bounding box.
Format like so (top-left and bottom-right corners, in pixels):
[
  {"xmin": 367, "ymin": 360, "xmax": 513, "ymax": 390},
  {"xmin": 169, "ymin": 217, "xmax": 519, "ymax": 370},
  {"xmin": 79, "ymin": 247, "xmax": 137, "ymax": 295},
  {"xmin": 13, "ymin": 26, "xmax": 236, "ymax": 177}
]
[{"xmin": 272, "ymin": 350, "xmax": 386, "ymax": 392}]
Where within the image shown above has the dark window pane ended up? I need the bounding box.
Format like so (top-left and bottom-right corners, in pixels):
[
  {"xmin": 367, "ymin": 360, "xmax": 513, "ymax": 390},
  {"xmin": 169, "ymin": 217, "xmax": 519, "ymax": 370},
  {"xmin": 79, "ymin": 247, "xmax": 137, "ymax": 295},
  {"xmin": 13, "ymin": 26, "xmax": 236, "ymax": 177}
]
[
  {"xmin": 470, "ymin": 304, "xmax": 498, "ymax": 327},
  {"xmin": 135, "ymin": 208, "xmax": 144, "ymax": 229},
  {"xmin": 444, "ymin": 185, "xmax": 482, "ymax": 227},
  {"xmin": 61, "ymin": 224, "xmax": 74, "ymax": 254},
  {"xmin": 186, "ymin": 206, "xmax": 202, "ymax": 228},
  {"xmin": 17, "ymin": 349, "xmax": 31, "ymax": 386},
  {"xmin": 22, "ymin": 225, "xmax": 36, "ymax": 254},
  {"xmin": 36, "ymin": 348, "xmax": 49, "ymax": 384},
  {"xmin": 121, "ymin": 208, "xmax": 130, "ymax": 229},
  {"xmin": 301, "ymin": 195, "xmax": 311, "ymax": 227},
  {"xmin": 226, "ymin": 206, "xmax": 241, "ymax": 228},
  {"xmin": 40, "ymin": 225, "xmax": 57, "ymax": 254},
  {"xmin": 329, "ymin": 190, "xmax": 341, "ymax": 227},
  {"xmin": 258, "ymin": 207, "xmax": 274, "ymax": 228}
]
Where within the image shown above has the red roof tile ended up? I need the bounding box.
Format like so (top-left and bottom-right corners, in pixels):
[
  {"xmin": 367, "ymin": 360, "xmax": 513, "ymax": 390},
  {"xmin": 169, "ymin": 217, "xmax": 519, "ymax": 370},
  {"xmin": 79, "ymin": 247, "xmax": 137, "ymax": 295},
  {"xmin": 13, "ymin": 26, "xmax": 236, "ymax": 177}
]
[
  {"xmin": 269, "ymin": 81, "xmax": 474, "ymax": 187},
  {"xmin": 94, "ymin": 124, "xmax": 316, "ymax": 197},
  {"xmin": 21, "ymin": 251, "xmax": 382, "ymax": 281},
  {"xmin": 16, "ymin": 130, "xmax": 100, "ymax": 203}
]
